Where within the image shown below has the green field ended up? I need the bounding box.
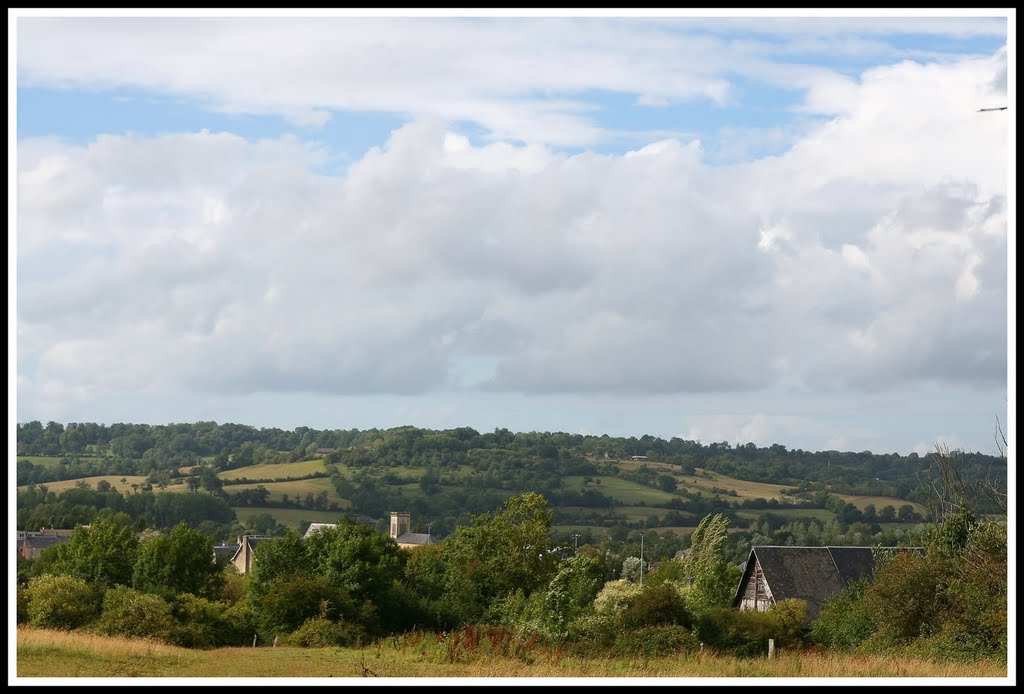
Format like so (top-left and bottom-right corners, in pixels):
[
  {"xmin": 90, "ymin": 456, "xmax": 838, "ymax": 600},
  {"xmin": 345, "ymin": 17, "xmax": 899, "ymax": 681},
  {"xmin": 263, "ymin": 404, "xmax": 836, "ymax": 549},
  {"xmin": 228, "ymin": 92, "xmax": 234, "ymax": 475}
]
[
  {"xmin": 735, "ymin": 508, "xmax": 836, "ymax": 523},
  {"xmin": 16, "ymin": 456, "xmax": 68, "ymax": 469},
  {"xmin": 835, "ymin": 495, "xmax": 928, "ymax": 515},
  {"xmin": 218, "ymin": 459, "xmax": 327, "ymax": 481},
  {"xmin": 562, "ymin": 476, "xmax": 677, "ymax": 505},
  {"xmin": 227, "ymin": 477, "xmax": 348, "ymax": 507},
  {"xmin": 230, "ymin": 506, "xmax": 354, "ymax": 531}
]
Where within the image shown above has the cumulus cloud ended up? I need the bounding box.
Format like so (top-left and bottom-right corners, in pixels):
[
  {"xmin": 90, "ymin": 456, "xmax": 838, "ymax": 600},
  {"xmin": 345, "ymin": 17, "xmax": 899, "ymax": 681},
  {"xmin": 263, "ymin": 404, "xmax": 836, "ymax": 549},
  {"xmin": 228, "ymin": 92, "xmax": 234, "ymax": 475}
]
[{"xmin": 15, "ymin": 46, "xmax": 1008, "ymax": 445}]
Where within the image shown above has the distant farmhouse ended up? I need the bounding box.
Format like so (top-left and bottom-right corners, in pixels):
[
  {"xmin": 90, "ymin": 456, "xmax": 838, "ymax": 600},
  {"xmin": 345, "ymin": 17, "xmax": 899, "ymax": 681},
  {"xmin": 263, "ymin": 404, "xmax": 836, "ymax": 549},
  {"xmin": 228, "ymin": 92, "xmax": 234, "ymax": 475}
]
[
  {"xmin": 225, "ymin": 511, "xmax": 436, "ymax": 575},
  {"xmin": 228, "ymin": 534, "xmax": 268, "ymax": 575},
  {"xmin": 733, "ymin": 545, "xmax": 924, "ymax": 621},
  {"xmin": 17, "ymin": 528, "xmax": 76, "ymax": 560}
]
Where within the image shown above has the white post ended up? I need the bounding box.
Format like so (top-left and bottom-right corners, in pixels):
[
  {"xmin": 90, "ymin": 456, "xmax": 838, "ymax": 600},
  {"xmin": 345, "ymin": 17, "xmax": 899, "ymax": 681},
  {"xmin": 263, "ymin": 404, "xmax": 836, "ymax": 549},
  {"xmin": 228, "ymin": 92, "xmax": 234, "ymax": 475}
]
[{"xmin": 768, "ymin": 638, "xmax": 775, "ymax": 659}]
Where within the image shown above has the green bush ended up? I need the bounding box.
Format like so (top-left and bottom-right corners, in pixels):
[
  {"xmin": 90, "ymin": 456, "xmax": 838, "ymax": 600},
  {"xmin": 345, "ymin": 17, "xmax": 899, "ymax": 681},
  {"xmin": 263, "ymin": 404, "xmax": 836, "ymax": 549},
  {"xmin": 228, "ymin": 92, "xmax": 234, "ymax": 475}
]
[
  {"xmin": 221, "ymin": 600, "xmax": 258, "ymax": 646},
  {"xmin": 613, "ymin": 625, "xmax": 700, "ymax": 659},
  {"xmin": 168, "ymin": 593, "xmax": 234, "ymax": 648},
  {"xmin": 26, "ymin": 574, "xmax": 101, "ymax": 630},
  {"xmin": 564, "ymin": 612, "xmax": 618, "ymax": 651},
  {"xmin": 619, "ymin": 583, "xmax": 691, "ymax": 630},
  {"xmin": 593, "ymin": 579, "xmax": 641, "ymax": 616},
  {"xmin": 864, "ymin": 551, "xmax": 940, "ymax": 642},
  {"xmin": 695, "ymin": 599, "xmax": 806, "ymax": 658},
  {"xmin": 286, "ymin": 617, "xmax": 366, "ymax": 648},
  {"xmin": 95, "ymin": 586, "xmax": 174, "ymax": 640},
  {"xmin": 810, "ymin": 579, "xmax": 874, "ymax": 650}
]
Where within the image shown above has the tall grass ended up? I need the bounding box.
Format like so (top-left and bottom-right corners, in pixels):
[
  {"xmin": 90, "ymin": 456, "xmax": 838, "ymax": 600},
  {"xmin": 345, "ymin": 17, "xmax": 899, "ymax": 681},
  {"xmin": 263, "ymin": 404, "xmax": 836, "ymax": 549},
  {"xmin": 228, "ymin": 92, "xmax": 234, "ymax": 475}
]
[{"xmin": 16, "ymin": 627, "xmax": 1008, "ymax": 679}]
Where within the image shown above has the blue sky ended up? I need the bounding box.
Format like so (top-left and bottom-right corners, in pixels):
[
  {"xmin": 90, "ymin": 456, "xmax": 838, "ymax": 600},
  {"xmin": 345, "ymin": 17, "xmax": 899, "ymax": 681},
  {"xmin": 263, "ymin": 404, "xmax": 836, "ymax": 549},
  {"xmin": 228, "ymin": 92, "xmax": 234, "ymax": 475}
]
[{"xmin": 11, "ymin": 10, "xmax": 1013, "ymax": 457}]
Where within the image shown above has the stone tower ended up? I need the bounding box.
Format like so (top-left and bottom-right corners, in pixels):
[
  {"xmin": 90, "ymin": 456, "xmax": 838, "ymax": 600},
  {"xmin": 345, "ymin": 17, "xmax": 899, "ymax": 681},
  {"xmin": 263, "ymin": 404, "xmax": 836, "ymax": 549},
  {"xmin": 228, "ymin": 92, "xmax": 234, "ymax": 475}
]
[{"xmin": 389, "ymin": 511, "xmax": 411, "ymax": 539}]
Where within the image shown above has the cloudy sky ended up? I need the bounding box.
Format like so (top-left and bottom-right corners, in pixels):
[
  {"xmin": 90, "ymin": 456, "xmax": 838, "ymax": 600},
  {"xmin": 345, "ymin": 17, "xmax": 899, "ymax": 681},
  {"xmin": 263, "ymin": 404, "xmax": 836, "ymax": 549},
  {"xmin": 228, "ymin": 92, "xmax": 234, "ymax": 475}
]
[{"xmin": 12, "ymin": 10, "xmax": 1013, "ymax": 456}]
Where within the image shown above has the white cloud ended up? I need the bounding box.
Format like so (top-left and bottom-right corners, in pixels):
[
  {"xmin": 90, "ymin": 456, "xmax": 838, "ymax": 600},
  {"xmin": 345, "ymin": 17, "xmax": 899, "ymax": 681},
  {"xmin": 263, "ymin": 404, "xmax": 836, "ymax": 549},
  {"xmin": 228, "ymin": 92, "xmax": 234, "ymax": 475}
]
[
  {"xmin": 15, "ymin": 17, "xmax": 1007, "ymax": 148},
  {"xmin": 15, "ymin": 49, "xmax": 1008, "ymax": 456}
]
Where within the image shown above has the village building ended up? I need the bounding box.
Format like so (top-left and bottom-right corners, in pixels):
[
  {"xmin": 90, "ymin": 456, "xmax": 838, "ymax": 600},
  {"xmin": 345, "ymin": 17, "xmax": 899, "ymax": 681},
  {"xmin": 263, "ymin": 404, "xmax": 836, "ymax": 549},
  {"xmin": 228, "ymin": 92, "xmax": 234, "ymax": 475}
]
[
  {"xmin": 389, "ymin": 511, "xmax": 437, "ymax": 549},
  {"xmin": 733, "ymin": 545, "xmax": 924, "ymax": 621},
  {"xmin": 229, "ymin": 534, "xmax": 268, "ymax": 575},
  {"xmin": 17, "ymin": 527, "xmax": 78, "ymax": 560}
]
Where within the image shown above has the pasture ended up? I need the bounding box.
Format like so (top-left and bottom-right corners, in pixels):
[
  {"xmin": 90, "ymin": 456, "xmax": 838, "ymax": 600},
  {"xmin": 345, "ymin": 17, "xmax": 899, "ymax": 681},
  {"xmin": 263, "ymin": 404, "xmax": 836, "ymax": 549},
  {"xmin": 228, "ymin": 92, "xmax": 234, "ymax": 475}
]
[
  {"xmin": 230, "ymin": 506, "xmax": 353, "ymax": 531},
  {"xmin": 17, "ymin": 475, "xmax": 163, "ymax": 494},
  {"xmin": 218, "ymin": 459, "xmax": 327, "ymax": 481}
]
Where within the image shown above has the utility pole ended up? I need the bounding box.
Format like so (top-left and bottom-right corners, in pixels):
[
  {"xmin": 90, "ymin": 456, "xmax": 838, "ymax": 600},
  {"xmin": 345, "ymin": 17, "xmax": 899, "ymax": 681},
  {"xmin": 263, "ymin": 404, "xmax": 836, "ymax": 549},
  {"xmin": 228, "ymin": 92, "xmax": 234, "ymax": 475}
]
[
  {"xmin": 573, "ymin": 533, "xmax": 581, "ymax": 554},
  {"xmin": 640, "ymin": 531, "xmax": 645, "ymax": 586}
]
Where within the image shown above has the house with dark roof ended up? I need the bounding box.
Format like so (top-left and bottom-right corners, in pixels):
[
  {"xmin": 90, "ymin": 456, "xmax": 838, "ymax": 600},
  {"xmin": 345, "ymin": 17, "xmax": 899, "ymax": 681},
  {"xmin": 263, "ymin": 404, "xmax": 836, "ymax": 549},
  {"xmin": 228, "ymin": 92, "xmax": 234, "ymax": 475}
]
[
  {"xmin": 733, "ymin": 545, "xmax": 923, "ymax": 621},
  {"xmin": 302, "ymin": 523, "xmax": 337, "ymax": 539},
  {"xmin": 212, "ymin": 541, "xmax": 241, "ymax": 565},
  {"xmin": 19, "ymin": 534, "xmax": 71, "ymax": 560},
  {"xmin": 230, "ymin": 535, "xmax": 268, "ymax": 575}
]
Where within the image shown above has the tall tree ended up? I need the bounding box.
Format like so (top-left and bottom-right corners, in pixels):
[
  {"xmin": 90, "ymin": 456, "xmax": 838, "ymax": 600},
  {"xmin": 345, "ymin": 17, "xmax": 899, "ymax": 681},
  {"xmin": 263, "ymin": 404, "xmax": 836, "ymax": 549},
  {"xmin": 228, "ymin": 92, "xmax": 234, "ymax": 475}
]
[
  {"xmin": 133, "ymin": 522, "xmax": 223, "ymax": 599},
  {"xmin": 683, "ymin": 513, "xmax": 740, "ymax": 616},
  {"xmin": 443, "ymin": 492, "xmax": 558, "ymax": 613},
  {"xmin": 40, "ymin": 511, "xmax": 138, "ymax": 586}
]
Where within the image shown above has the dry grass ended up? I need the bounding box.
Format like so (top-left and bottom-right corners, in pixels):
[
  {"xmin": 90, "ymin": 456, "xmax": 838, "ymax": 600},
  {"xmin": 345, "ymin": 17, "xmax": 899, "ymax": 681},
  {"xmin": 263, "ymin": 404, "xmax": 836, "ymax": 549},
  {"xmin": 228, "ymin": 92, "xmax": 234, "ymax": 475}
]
[
  {"xmin": 18, "ymin": 475, "xmax": 160, "ymax": 494},
  {"xmin": 679, "ymin": 468, "xmax": 795, "ymax": 501},
  {"xmin": 15, "ymin": 628, "xmax": 1007, "ymax": 680},
  {"xmin": 218, "ymin": 459, "xmax": 327, "ymax": 481}
]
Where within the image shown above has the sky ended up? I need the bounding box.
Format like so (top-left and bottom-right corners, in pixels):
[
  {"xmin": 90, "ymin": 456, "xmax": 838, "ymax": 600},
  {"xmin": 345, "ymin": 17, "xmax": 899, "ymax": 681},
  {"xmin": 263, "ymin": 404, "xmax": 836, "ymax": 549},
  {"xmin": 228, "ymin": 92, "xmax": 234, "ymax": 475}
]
[{"xmin": 10, "ymin": 9, "xmax": 1015, "ymax": 458}]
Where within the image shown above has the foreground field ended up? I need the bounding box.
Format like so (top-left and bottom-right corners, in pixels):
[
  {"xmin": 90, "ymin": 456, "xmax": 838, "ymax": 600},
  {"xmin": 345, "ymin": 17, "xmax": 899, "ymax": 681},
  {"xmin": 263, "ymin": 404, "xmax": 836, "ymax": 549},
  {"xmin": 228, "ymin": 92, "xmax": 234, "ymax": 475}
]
[{"xmin": 15, "ymin": 628, "xmax": 1007, "ymax": 679}]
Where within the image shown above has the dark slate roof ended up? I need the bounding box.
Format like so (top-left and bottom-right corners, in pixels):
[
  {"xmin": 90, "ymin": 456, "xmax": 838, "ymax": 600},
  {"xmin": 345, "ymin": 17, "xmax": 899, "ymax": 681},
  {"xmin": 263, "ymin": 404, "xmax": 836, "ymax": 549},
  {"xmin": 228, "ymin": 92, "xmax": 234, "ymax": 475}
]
[
  {"xmin": 395, "ymin": 532, "xmax": 436, "ymax": 546},
  {"xmin": 732, "ymin": 545, "xmax": 924, "ymax": 621},
  {"xmin": 753, "ymin": 547, "xmax": 846, "ymax": 620},
  {"xmin": 213, "ymin": 543, "xmax": 240, "ymax": 561},
  {"xmin": 827, "ymin": 546, "xmax": 878, "ymax": 585},
  {"xmin": 23, "ymin": 535, "xmax": 68, "ymax": 550}
]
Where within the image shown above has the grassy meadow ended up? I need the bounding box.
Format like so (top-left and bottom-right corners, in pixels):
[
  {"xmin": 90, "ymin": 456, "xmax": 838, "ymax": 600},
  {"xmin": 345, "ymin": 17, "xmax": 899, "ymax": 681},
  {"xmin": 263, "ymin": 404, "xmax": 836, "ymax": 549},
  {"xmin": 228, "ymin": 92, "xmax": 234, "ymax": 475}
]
[
  {"xmin": 15, "ymin": 628, "xmax": 1008, "ymax": 679},
  {"xmin": 231, "ymin": 506, "xmax": 352, "ymax": 530}
]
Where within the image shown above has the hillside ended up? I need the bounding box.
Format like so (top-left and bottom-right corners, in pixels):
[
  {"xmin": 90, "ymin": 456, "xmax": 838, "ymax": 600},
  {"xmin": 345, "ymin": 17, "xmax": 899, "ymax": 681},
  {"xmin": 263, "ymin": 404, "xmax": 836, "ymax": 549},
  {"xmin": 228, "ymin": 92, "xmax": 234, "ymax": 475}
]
[{"xmin": 17, "ymin": 421, "xmax": 995, "ymax": 545}]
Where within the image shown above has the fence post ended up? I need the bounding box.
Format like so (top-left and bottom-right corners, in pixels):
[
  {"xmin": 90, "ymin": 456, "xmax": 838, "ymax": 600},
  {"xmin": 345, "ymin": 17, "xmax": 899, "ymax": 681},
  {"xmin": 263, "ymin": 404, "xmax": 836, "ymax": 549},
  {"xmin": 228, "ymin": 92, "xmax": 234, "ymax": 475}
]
[
  {"xmin": 253, "ymin": 633, "xmax": 258, "ymax": 648},
  {"xmin": 768, "ymin": 638, "xmax": 775, "ymax": 659}
]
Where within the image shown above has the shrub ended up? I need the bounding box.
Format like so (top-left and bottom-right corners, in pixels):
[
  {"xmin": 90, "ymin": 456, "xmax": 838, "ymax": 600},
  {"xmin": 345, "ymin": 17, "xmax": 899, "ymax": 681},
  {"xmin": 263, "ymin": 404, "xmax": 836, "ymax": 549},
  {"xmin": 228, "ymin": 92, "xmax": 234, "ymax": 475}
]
[
  {"xmin": 613, "ymin": 625, "xmax": 700, "ymax": 659},
  {"xmin": 810, "ymin": 579, "xmax": 874, "ymax": 650},
  {"xmin": 564, "ymin": 612, "xmax": 618, "ymax": 651},
  {"xmin": 695, "ymin": 599, "xmax": 806, "ymax": 658},
  {"xmin": 221, "ymin": 600, "xmax": 258, "ymax": 646},
  {"xmin": 95, "ymin": 586, "xmax": 174, "ymax": 640},
  {"xmin": 26, "ymin": 574, "xmax": 101, "ymax": 630},
  {"xmin": 286, "ymin": 617, "xmax": 366, "ymax": 648},
  {"xmin": 593, "ymin": 579, "xmax": 641, "ymax": 616},
  {"xmin": 864, "ymin": 551, "xmax": 940, "ymax": 641},
  {"xmin": 168, "ymin": 593, "xmax": 234, "ymax": 648},
  {"xmin": 619, "ymin": 583, "xmax": 691, "ymax": 630},
  {"xmin": 250, "ymin": 574, "xmax": 353, "ymax": 638}
]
